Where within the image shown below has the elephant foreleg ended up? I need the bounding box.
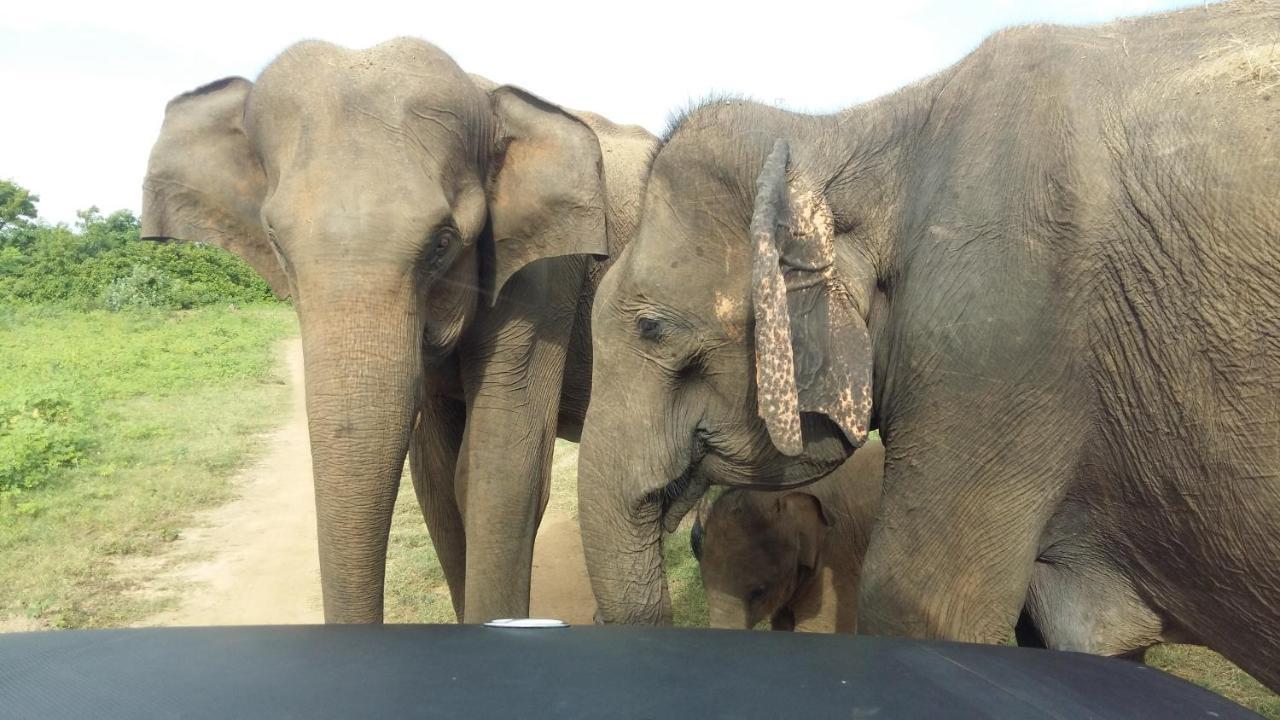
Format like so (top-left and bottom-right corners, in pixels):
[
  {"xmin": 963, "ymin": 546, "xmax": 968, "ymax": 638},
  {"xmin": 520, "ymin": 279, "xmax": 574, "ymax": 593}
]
[
  {"xmin": 455, "ymin": 361, "xmax": 564, "ymax": 622},
  {"xmin": 453, "ymin": 296, "xmax": 577, "ymax": 621},
  {"xmin": 409, "ymin": 392, "xmax": 467, "ymax": 621},
  {"xmin": 454, "ymin": 317, "xmax": 567, "ymax": 624}
]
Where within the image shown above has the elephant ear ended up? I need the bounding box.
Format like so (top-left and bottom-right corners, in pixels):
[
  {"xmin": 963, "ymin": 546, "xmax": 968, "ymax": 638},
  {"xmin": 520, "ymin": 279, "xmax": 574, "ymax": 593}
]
[
  {"xmin": 141, "ymin": 77, "xmax": 289, "ymax": 299},
  {"xmin": 751, "ymin": 138, "xmax": 873, "ymax": 456},
  {"xmin": 485, "ymin": 86, "xmax": 608, "ymax": 304},
  {"xmin": 780, "ymin": 492, "xmax": 830, "ymax": 571}
]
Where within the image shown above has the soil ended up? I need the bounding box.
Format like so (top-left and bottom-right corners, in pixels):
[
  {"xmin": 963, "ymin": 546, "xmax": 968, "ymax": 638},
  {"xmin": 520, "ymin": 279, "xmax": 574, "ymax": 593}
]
[{"xmin": 139, "ymin": 337, "xmax": 595, "ymax": 626}]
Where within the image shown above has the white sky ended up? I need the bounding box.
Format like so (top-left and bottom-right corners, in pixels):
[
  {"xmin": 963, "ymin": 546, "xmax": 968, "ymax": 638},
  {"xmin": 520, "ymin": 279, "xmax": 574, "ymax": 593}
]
[{"xmin": 2, "ymin": 0, "xmax": 1193, "ymax": 225}]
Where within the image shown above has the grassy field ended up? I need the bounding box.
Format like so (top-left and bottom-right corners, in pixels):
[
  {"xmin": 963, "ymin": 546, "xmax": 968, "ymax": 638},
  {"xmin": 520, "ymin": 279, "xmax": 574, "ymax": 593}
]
[
  {"xmin": 0, "ymin": 304, "xmax": 296, "ymax": 628},
  {"xmin": 1147, "ymin": 644, "xmax": 1279, "ymax": 717}
]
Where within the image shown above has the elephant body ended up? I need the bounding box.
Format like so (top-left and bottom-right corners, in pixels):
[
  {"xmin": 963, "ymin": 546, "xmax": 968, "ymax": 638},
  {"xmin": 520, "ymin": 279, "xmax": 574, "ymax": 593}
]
[
  {"xmin": 143, "ymin": 38, "xmax": 656, "ymax": 623},
  {"xmin": 693, "ymin": 439, "xmax": 883, "ymax": 633},
  {"xmin": 577, "ymin": 0, "xmax": 1280, "ymax": 691}
]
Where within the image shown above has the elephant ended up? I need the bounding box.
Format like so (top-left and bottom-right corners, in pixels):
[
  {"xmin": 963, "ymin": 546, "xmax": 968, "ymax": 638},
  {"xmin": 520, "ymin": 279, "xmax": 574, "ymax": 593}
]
[
  {"xmin": 576, "ymin": 0, "xmax": 1280, "ymax": 691},
  {"xmin": 691, "ymin": 438, "xmax": 883, "ymax": 633},
  {"xmin": 692, "ymin": 435, "xmax": 1180, "ymax": 650},
  {"xmin": 142, "ymin": 38, "xmax": 657, "ymax": 623}
]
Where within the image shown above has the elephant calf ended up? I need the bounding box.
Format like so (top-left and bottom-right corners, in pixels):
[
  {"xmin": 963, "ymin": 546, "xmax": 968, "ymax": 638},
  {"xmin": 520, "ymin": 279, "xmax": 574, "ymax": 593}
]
[{"xmin": 692, "ymin": 439, "xmax": 883, "ymax": 633}]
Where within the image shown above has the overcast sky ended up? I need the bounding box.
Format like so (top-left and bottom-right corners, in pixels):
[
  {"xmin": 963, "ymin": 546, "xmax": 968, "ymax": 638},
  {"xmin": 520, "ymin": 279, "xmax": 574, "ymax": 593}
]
[{"xmin": 2, "ymin": 0, "xmax": 1194, "ymax": 225}]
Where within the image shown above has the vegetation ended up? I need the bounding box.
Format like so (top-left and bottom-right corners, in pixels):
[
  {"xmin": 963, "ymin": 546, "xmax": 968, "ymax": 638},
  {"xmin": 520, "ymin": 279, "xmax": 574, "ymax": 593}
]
[
  {"xmin": 0, "ymin": 305, "xmax": 297, "ymax": 627},
  {"xmin": 0, "ymin": 194, "xmax": 275, "ymax": 311},
  {"xmin": 1148, "ymin": 645, "xmax": 1279, "ymax": 718},
  {"xmin": 0, "ymin": 180, "xmax": 295, "ymax": 627}
]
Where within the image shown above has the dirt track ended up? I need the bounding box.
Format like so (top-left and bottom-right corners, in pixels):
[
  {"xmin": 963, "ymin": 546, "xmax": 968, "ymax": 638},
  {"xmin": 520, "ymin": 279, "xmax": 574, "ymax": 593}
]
[{"xmin": 139, "ymin": 338, "xmax": 595, "ymax": 626}]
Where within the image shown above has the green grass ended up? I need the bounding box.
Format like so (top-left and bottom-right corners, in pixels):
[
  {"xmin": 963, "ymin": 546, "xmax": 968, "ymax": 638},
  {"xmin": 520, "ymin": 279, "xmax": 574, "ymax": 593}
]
[
  {"xmin": 382, "ymin": 439, "xmax": 586, "ymax": 624},
  {"xmin": 664, "ymin": 522, "xmax": 708, "ymax": 628},
  {"xmin": 383, "ymin": 478, "xmax": 457, "ymax": 624},
  {"xmin": 1148, "ymin": 645, "xmax": 1279, "ymax": 717},
  {"xmin": 0, "ymin": 303, "xmax": 296, "ymax": 628}
]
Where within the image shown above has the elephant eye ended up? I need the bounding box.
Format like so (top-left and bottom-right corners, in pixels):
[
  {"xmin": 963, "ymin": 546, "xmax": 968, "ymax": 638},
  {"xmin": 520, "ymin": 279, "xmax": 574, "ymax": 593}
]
[
  {"xmin": 422, "ymin": 225, "xmax": 460, "ymax": 269},
  {"xmin": 433, "ymin": 226, "xmax": 458, "ymax": 253},
  {"xmin": 636, "ymin": 316, "xmax": 663, "ymax": 340}
]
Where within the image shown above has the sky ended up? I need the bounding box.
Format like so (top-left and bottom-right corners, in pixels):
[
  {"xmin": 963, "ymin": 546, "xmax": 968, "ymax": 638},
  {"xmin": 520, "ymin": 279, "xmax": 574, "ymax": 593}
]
[{"xmin": 1, "ymin": 0, "xmax": 1196, "ymax": 225}]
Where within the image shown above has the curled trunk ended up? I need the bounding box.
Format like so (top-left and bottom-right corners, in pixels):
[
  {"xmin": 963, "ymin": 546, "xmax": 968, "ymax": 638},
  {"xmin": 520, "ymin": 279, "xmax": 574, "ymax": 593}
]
[{"xmin": 577, "ymin": 423, "xmax": 672, "ymax": 626}]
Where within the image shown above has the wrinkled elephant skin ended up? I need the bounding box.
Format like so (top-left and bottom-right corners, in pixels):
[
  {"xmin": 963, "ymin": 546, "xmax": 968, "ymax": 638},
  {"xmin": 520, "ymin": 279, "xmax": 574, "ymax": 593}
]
[
  {"xmin": 577, "ymin": 2, "xmax": 1280, "ymax": 691},
  {"xmin": 143, "ymin": 38, "xmax": 656, "ymax": 623}
]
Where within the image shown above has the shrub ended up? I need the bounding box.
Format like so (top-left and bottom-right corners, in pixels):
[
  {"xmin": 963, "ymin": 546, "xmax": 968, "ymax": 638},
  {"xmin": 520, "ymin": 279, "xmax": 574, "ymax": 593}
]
[
  {"xmin": 101, "ymin": 265, "xmax": 174, "ymax": 310},
  {"xmin": 0, "ymin": 391, "xmax": 91, "ymax": 493},
  {"xmin": 0, "ymin": 205, "xmax": 278, "ymax": 309}
]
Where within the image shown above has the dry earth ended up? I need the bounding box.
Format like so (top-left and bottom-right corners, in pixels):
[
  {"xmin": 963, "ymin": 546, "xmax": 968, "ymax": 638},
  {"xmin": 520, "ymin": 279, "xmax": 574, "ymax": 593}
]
[{"xmin": 137, "ymin": 338, "xmax": 595, "ymax": 627}]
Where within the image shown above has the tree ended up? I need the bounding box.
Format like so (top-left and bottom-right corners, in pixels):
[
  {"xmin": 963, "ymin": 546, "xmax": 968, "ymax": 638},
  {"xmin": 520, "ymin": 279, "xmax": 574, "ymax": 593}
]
[{"xmin": 0, "ymin": 180, "xmax": 38, "ymax": 232}]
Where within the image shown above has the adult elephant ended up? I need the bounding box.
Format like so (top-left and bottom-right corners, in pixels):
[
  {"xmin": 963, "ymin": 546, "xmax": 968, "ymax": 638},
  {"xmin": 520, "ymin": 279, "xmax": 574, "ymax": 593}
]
[
  {"xmin": 577, "ymin": 1, "xmax": 1280, "ymax": 690},
  {"xmin": 143, "ymin": 38, "xmax": 656, "ymax": 623}
]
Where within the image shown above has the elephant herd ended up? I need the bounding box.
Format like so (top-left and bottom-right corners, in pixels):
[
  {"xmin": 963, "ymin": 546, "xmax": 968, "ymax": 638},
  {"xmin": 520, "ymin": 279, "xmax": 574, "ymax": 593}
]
[{"xmin": 142, "ymin": 1, "xmax": 1279, "ymax": 692}]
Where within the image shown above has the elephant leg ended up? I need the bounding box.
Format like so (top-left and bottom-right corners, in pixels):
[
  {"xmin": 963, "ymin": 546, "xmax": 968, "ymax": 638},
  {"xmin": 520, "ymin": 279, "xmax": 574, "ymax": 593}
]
[
  {"xmin": 408, "ymin": 392, "xmax": 467, "ymax": 621},
  {"xmin": 857, "ymin": 409, "xmax": 1083, "ymax": 643},
  {"xmin": 453, "ymin": 265, "xmax": 578, "ymax": 623},
  {"xmin": 455, "ymin": 359, "xmax": 565, "ymax": 623}
]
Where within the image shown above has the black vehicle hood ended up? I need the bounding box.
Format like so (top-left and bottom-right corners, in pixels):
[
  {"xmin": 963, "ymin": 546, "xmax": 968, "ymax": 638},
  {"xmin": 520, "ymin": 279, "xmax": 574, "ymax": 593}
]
[{"xmin": 0, "ymin": 625, "xmax": 1258, "ymax": 719}]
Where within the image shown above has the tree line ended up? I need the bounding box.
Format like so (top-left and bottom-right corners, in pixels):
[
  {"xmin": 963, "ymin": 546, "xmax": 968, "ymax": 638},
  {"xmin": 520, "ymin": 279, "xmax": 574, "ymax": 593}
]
[{"xmin": 0, "ymin": 179, "xmax": 277, "ymax": 310}]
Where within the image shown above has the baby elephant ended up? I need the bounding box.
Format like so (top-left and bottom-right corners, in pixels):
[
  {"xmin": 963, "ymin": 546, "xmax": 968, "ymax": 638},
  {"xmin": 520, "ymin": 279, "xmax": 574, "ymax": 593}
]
[{"xmin": 691, "ymin": 439, "xmax": 883, "ymax": 633}]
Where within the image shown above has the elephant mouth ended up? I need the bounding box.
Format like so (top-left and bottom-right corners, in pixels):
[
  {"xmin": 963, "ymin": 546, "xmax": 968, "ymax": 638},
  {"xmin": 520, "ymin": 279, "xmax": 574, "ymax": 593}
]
[{"xmin": 657, "ymin": 442, "xmax": 709, "ymax": 533}]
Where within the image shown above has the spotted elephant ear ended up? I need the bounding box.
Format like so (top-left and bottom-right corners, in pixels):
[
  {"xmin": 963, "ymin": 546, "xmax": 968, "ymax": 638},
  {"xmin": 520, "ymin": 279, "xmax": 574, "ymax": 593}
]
[
  {"xmin": 751, "ymin": 139, "xmax": 873, "ymax": 457},
  {"xmin": 140, "ymin": 77, "xmax": 289, "ymax": 299},
  {"xmin": 485, "ymin": 86, "xmax": 608, "ymax": 305}
]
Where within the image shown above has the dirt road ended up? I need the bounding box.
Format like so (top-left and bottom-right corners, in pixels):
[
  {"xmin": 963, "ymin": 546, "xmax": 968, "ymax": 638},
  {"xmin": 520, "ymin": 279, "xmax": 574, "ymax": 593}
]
[{"xmin": 141, "ymin": 338, "xmax": 596, "ymax": 627}]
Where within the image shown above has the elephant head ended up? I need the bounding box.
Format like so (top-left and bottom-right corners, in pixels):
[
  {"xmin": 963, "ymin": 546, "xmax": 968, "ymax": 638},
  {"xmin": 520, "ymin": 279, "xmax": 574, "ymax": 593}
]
[
  {"xmin": 693, "ymin": 489, "xmax": 830, "ymax": 630},
  {"xmin": 142, "ymin": 39, "xmax": 611, "ymax": 623},
  {"xmin": 578, "ymin": 103, "xmax": 881, "ymax": 624}
]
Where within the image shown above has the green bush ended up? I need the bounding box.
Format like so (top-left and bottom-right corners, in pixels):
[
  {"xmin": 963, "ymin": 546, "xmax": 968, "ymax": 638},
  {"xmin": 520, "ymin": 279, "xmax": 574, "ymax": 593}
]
[
  {"xmin": 0, "ymin": 205, "xmax": 278, "ymax": 310},
  {"xmin": 0, "ymin": 390, "xmax": 91, "ymax": 493},
  {"xmin": 101, "ymin": 265, "xmax": 173, "ymax": 310}
]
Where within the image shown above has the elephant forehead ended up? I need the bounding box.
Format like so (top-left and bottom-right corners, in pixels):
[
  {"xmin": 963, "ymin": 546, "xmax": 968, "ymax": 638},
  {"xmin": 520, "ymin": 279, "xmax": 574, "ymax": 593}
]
[
  {"xmin": 626, "ymin": 177, "xmax": 753, "ymax": 308},
  {"xmin": 250, "ymin": 42, "xmax": 487, "ymax": 148}
]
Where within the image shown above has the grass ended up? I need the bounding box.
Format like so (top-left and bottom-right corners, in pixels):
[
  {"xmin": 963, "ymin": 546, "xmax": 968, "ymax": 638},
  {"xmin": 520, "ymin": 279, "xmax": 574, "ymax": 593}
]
[
  {"xmin": 382, "ymin": 439, "xmax": 587, "ymax": 624},
  {"xmin": 1148, "ymin": 645, "xmax": 1279, "ymax": 717},
  {"xmin": 0, "ymin": 303, "xmax": 296, "ymax": 628}
]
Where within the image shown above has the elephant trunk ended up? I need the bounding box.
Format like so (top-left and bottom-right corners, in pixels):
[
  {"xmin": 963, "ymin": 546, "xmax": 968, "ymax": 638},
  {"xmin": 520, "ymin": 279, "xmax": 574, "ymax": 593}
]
[
  {"xmin": 297, "ymin": 285, "xmax": 423, "ymax": 624},
  {"xmin": 707, "ymin": 597, "xmax": 753, "ymax": 630},
  {"xmin": 577, "ymin": 421, "xmax": 673, "ymax": 626}
]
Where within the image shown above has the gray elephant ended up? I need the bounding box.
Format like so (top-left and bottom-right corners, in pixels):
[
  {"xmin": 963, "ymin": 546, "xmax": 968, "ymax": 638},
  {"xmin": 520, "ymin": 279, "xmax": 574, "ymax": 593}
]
[
  {"xmin": 142, "ymin": 38, "xmax": 656, "ymax": 623},
  {"xmin": 576, "ymin": 1, "xmax": 1280, "ymax": 691},
  {"xmin": 692, "ymin": 436, "xmax": 1182, "ymax": 652},
  {"xmin": 692, "ymin": 438, "xmax": 883, "ymax": 633}
]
